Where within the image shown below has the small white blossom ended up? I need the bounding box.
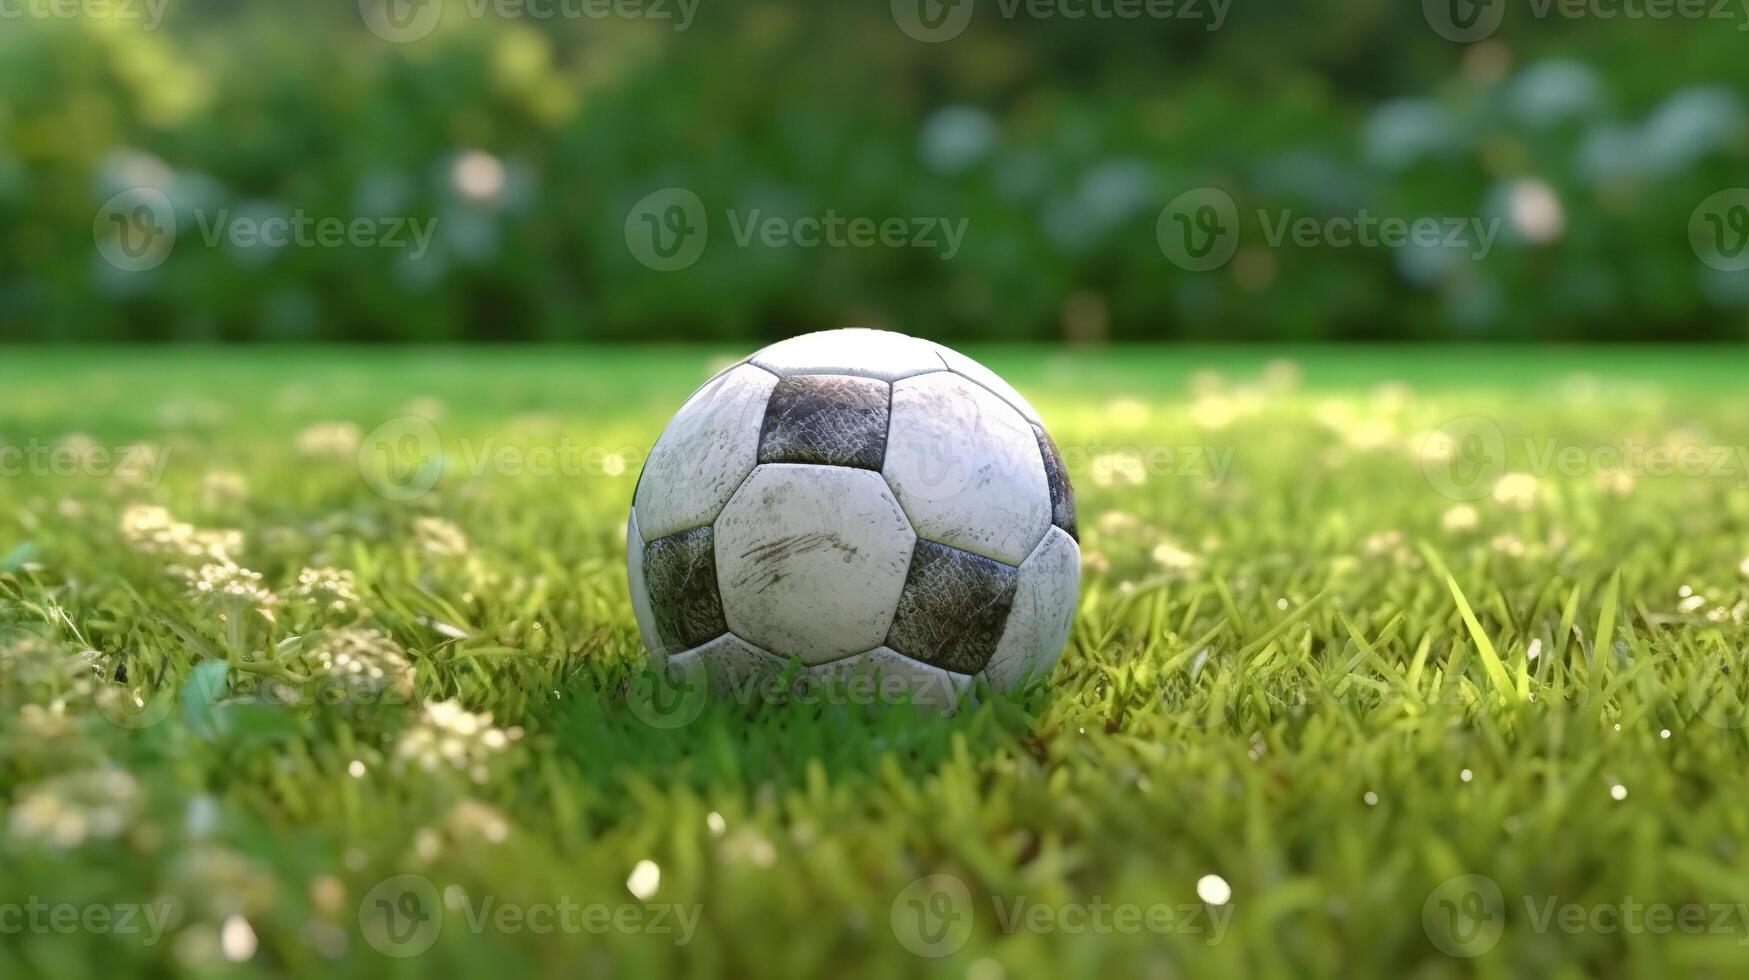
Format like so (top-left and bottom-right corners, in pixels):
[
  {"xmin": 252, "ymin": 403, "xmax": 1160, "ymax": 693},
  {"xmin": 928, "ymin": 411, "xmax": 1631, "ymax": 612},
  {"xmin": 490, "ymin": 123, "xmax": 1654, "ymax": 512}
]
[
  {"xmin": 295, "ymin": 422, "xmax": 362, "ymax": 458},
  {"xmin": 121, "ymin": 505, "xmax": 241, "ymax": 563},
  {"xmin": 294, "ymin": 567, "xmax": 366, "ymax": 618},
  {"xmin": 1441, "ymin": 505, "xmax": 1479, "ymax": 533},
  {"xmin": 1491, "ymin": 472, "xmax": 1539, "ymax": 510},
  {"xmin": 183, "ymin": 562, "xmax": 276, "ymax": 609},
  {"xmin": 397, "ymin": 700, "xmax": 523, "ymax": 783},
  {"xmin": 9, "ymin": 769, "xmax": 141, "ymax": 848},
  {"xmin": 414, "ymin": 517, "xmax": 469, "ymax": 557}
]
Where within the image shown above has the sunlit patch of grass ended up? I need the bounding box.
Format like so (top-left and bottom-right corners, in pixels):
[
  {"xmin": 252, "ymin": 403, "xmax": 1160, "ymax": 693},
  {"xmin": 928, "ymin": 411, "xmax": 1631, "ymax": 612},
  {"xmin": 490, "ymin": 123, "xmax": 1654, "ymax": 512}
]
[{"xmin": 2, "ymin": 348, "xmax": 1749, "ymax": 978}]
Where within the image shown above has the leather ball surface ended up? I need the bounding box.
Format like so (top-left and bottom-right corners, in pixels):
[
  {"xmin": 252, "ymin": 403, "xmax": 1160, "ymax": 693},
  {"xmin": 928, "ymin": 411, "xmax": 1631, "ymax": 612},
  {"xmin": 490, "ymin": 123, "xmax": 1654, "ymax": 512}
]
[{"xmin": 627, "ymin": 328, "xmax": 1078, "ymax": 707}]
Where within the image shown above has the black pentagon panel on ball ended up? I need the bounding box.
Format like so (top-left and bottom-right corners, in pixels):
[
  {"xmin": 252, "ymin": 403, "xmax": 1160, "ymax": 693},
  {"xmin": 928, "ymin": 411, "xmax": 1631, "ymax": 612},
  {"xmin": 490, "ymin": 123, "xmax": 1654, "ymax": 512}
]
[
  {"xmin": 758, "ymin": 374, "xmax": 891, "ymax": 470},
  {"xmin": 642, "ymin": 525, "xmax": 729, "ymax": 650},
  {"xmin": 885, "ymin": 540, "xmax": 1020, "ymax": 674},
  {"xmin": 1033, "ymin": 425, "xmax": 1077, "ymax": 541}
]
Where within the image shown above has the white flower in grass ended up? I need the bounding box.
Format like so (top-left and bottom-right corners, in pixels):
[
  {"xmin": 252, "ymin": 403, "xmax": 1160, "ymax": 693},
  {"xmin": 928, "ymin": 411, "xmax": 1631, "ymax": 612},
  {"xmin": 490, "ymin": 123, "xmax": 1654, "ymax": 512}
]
[
  {"xmin": 443, "ymin": 799, "xmax": 510, "ymax": 843},
  {"xmin": 1490, "ymin": 534, "xmax": 1527, "ymax": 557},
  {"xmin": 1092, "ymin": 510, "xmax": 1148, "ymax": 536},
  {"xmin": 1363, "ymin": 530, "xmax": 1404, "ymax": 556},
  {"xmin": 397, "ymin": 700, "xmax": 524, "ymax": 783},
  {"xmin": 1491, "ymin": 472, "xmax": 1539, "ymax": 510},
  {"xmin": 413, "ymin": 517, "xmax": 470, "ymax": 557},
  {"xmin": 9, "ymin": 768, "xmax": 141, "ymax": 848},
  {"xmin": 294, "ymin": 566, "xmax": 366, "ymax": 618},
  {"xmin": 201, "ymin": 470, "xmax": 250, "ymax": 507},
  {"xmin": 1089, "ymin": 452, "xmax": 1146, "ymax": 487},
  {"xmin": 1150, "ymin": 541, "xmax": 1198, "ymax": 571},
  {"xmin": 295, "ymin": 422, "xmax": 362, "ymax": 458},
  {"xmin": 294, "ymin": 628, "xmax": 414, "ymax": 703},
  {"xmin": 121, "ymin": 504, "xmax": 242, "ymax": 562},
  {"xmin": 0, "ymin": 635, "xmax": 97, "ymax": 691},
  {"xmin": 182, "ymin": 562, "xmax": 276, "ymax": 610},
  {"xmin": 17, "ymin": 702, "xmax": 77, "ymax": 741},
  {"xmin": 112, "ymin": 444, "xmax": 169, "ymax": 487},
  {"xmin": 1441, "ymin": 505, "xmax": 1479, "ymax": 533}
]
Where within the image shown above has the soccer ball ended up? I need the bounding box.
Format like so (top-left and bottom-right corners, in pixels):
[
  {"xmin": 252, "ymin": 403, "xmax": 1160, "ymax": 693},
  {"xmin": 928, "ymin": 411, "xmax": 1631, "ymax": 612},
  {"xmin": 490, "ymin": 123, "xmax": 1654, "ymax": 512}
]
[{"xmin": 626, "ymin": 328, "xmax": 1079, "ymax": 709}]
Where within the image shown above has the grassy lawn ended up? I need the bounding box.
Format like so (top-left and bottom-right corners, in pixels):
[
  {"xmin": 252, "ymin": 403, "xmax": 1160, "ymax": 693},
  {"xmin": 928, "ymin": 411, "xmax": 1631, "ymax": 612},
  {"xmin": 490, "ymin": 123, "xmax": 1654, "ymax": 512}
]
[{"xmin": 4, "ymin": 346, "xmax": 1749, "ymax": 979}]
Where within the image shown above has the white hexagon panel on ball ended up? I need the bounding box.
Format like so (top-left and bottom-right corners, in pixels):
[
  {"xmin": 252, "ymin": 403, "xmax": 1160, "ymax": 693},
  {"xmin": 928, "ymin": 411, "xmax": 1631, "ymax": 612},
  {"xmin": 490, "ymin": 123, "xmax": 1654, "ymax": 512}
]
[{"xmin": 626, "ymin": 328, "xmax": 1079, "ymax": 706}]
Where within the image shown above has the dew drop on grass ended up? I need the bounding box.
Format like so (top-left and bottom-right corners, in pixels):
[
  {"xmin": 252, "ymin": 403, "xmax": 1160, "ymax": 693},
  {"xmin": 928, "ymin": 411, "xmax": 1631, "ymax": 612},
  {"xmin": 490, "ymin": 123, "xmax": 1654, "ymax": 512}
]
[
  {"xmin": 627, "ymin": 859, "xmax": 661, "ymax": 900},
  {"xmin": 1610, "ymin": 784, "xmax": 1628, "ymax": 801},
  {"xmin": 220, "ymin": 915, "xmax": 257, "ymax": 962},
  {"xmin": 1363, "ymin": 792, "xmax": 1378, "ymax": 806},
  {"xmin": 1197, "ymin": 874, "xmax": 1232, "ymax": 906},
  {"xmin": 706, "ymin": 811, "xmax": 726, "ymax": 835},
  {"xmin": 1460, "ymin": 769, "xmax": 1472, "ymax": 783}
]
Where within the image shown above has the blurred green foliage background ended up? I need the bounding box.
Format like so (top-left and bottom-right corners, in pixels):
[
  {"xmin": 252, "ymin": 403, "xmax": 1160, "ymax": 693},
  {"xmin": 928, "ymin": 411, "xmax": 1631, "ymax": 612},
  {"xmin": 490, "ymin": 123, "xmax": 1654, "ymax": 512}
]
[{"xmin": 2, "ymin": 0, "xmax": 1747, "ymax": 342}]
